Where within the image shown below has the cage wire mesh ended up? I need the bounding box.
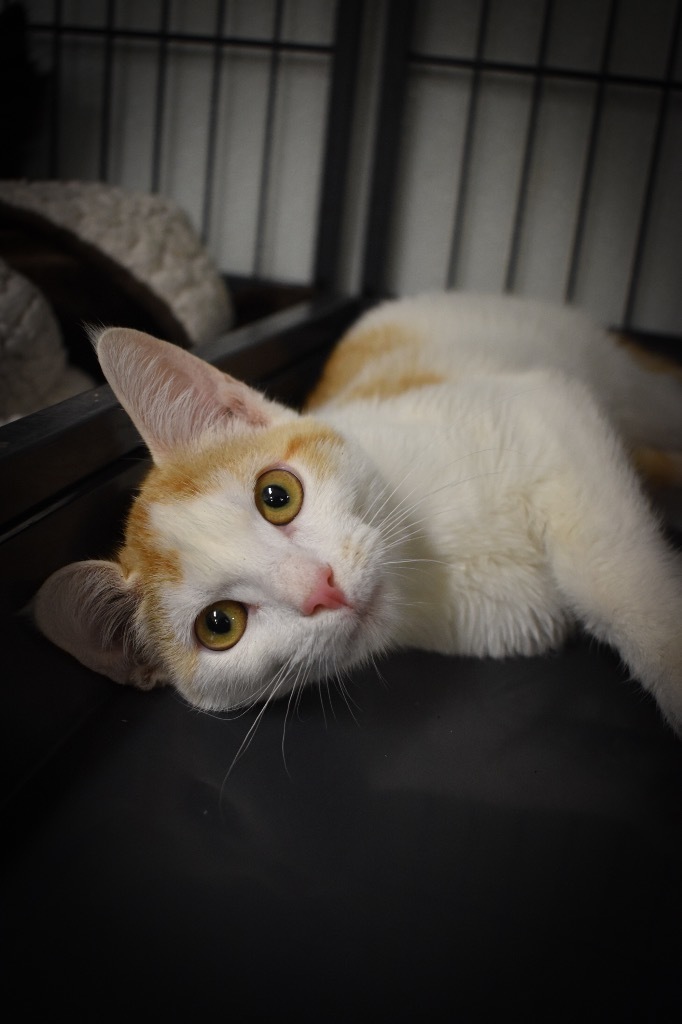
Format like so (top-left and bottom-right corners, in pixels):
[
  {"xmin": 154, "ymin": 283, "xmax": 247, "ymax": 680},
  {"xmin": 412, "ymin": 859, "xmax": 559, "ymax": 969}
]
[
  {"xmin": 12, "ymin": 0, "xmax": 682, "ymax": 337},
  {"xmin": 367, "ymin": 0, "xmax": 682, "ymax": 337},
  {"xmin": 17, "ymin": 0, "xmax": 341, "ymax": 283}
]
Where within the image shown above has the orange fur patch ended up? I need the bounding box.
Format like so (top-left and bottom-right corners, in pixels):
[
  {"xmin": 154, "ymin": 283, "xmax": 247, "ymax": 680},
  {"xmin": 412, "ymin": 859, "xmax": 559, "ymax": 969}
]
[
  {"xmin": 137, "ymin": 420, "xmax": 343, "ymax": 505},
  {"xmin": 631, "ymin": 446, "xmax": 682, "ymax": 489},
  {"xmin": 614, "ymin": 333, "xmax": 682, "ymax": 382},
  {"xmin": 122, "ymin": 501, "xmax": 182, "ymax": 583},
  {"xmin": 119, "ymin": 499, "xmax": 199, "ymax": 682},
  {"xmin": 306, "ymin": 322, "xmax": 426, "ymax": 409},
  {"xmin": 282, "ymin": 422, "xmax": 343, "ymax": 478},
  {"xmin": 340, "ymin": 371, "xmax": 444, "ymax": 403}
]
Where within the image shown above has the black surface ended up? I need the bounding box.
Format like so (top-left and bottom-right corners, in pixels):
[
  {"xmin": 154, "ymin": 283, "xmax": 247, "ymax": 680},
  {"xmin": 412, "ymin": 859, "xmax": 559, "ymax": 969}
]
[{"xmin": 2, "ymin": 614, "xmax": 681, "ymax": 1021}]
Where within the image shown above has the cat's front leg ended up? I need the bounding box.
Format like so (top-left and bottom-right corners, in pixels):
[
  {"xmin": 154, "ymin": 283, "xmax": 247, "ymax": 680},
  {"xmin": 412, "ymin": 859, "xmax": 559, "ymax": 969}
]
[{"xmin": 539, "ymin": 462, "xmax": 682, "ymax": 734}]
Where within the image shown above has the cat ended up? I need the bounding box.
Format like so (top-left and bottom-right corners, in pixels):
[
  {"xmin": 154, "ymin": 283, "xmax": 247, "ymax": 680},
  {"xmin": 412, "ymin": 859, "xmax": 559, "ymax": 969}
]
[{"xmin": 34, "ymin": 292, "xmax": 682, "ymax": 732}]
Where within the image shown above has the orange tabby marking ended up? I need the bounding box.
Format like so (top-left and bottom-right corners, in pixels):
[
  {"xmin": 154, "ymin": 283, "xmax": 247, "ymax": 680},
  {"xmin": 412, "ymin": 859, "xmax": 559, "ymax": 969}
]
[
  {"xmin": 306, "ymin": 324, "xmax": 442, "ymax": 408},
  {"xmin": 120, "ymin": 501, "xmax": 200, "ymax": 682},
  {"xmin": 281, "ymin": 424, "xmax": 343, "ymax": 478},
  {"xmin": 631, "ymin": 446, "xmax": 682, "ymax": 489},
  {"xmin": 614, "ymin": 333, "xmax": 682, "ymax": 383}
]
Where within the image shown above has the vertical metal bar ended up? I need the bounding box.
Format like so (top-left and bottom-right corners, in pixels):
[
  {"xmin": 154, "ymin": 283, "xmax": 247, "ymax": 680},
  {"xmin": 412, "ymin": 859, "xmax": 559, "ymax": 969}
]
[
  {"xmin": 503, "ymin": 0, "xmax": 554, "ymax": 293},
  {"xmin": 201, "ymin": 0, "xmax": 227, "ymax": 243},
  {"xmin": 253, "ymin": 0, "xmax": 285, "ymax": 277},
  {"xmin": 150, "ymin": 0, "xmax": 171, "ymax": 193},
  {"xmin": 313, "ymin": 0, "xmax": 364, "ymax": 289},
  {"xmin": 622, "ymin": 0, "xmax": 682, "ymax": 328},
  {"xmin": 98, "ymin": 0, "xmax": 116, "ymax": 181},
  {"xmin": 361, "ymin": 0, "xmax": 415, "ymax": 297},
  {"xmin": 445, "ymin": 0, "xmax": 490, "ymax": 289},
  {"xmin": 564, "ymin": 0, "xmax": 618, "ymax": 304},
  {"xmin": 48, "ymin": 0, "xmax": 63, "ymax": 177}
]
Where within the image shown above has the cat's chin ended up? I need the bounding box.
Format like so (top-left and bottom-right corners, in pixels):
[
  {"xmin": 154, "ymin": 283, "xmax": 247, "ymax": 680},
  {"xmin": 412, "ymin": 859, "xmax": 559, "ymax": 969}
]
[{"xmin": 186, "ymin": 591, "xmax": 394, "ymax": 714}]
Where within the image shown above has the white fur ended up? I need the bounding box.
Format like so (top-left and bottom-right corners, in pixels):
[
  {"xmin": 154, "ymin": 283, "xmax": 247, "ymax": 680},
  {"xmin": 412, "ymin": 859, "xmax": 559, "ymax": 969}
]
[
  {"xmin": 34, "ymin": 293, "xmax": 682, "ymax": 732},
  {"xmin": 344, "ymin": 292, "xmax": 682, "ymax": 448}
]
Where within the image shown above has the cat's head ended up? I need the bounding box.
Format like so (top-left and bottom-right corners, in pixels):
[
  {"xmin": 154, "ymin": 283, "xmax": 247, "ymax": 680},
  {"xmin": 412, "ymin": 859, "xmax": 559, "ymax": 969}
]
[{"xmin": 34, "ymin": 328, "xmax": 404, "ymax": 711}]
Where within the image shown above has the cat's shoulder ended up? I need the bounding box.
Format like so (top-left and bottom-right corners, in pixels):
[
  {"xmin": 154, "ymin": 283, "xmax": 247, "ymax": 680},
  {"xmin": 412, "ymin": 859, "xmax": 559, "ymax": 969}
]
[{"xmin": 306, "ymin": 291, "xmax": 603, "ymax": 411}]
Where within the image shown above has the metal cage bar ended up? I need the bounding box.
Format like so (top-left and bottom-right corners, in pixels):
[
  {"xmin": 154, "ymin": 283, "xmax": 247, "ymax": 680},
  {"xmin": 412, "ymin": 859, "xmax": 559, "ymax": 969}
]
[
  {"xmin": 502, "ymin": 0, "xmax": 554, "ymax": 293},
  {"xmin": 97, "ymin": 0, "xmax": 116, "ymax": 181},
  {"xmin": 14, "ymin": 0, "xmax": 682, "ymax": 334},
  {"xmin": 362, "ymin": 0, "xmax": 682, "ymax": 332},
  {"xmin": 150, "ymin": 0, "xmax": 171, "ymax": 194},
  {"xmin": 622, "ymin": 0, "xmax": 682, "ymax": 328},
  {"xmin": 360, "ymin": 0, "xmax": 415, "ymax": 297},
  {"xmin": 445, "ymin": 0, "xmax": 491, "ymax": 289},
  {"xmin": 23, "ymin": 0, "xmax": 343, "ymax": 284},
  {"xmin": 200, "ymin": 0, "xmax": 227, "ymax": 243},
  {"xmin": 46, "ymin": 0, "xmax": 62, "ymax": 177},
  {"xmin": 563, "ymin": 0, "xmax": 619, "ymax": 305},
  {"xmin": 253, "ymin": 0, "xmax": 285, "ymax": 276},
  {"xmin": 313, "ymin": 0, "xmax": 364, "ymax": 289}
]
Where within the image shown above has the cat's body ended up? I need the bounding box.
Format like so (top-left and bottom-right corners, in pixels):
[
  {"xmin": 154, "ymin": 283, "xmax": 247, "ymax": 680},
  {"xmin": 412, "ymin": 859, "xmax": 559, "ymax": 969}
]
[{"xmin": 35, "ymin": 292, "xmax": 682, "ymax": 731}]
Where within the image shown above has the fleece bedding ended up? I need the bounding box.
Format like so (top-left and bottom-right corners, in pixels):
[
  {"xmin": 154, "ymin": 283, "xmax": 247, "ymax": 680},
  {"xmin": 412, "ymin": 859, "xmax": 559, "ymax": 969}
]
[{"xmin": 0, "ymin": 179, "xmax": 233, "ymax": 422}]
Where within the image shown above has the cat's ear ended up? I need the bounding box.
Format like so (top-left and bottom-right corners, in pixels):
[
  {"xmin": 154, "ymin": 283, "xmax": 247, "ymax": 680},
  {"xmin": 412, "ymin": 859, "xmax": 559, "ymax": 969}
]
[
  {"xmin": 33, "ymin": 560, "xmax": 159, "ymax": 689},
  {"xmin": 91, "ymin": 326, "xmax": 289, "ymax": 465}
]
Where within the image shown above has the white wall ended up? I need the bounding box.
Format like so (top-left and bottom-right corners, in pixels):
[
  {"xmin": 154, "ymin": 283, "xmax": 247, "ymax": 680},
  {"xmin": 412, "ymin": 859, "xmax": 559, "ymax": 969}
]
[{"xmin": 21, "ymin": 0, "xmax": 682, "ymax": 334}]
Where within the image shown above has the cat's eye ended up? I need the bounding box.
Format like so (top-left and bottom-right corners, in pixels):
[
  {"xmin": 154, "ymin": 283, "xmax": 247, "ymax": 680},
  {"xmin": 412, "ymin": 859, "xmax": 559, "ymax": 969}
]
[
  {"xmin": 195, "ymin": 600, "xmax": 247, "ymax": 651},
  {"xmin": 255, "ymin": 468, "xmax": 303, "ymax": 525}
]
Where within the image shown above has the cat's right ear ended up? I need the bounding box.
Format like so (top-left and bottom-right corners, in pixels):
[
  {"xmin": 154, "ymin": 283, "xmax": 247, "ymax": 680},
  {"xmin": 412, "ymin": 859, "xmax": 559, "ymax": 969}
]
[
  {"xmin": 90, "ymin": 326, "xmax": 291, "ymax": 465},
  {"xmin": 33, "ymin": 559, "xmax": 158, "ymax": 689}
]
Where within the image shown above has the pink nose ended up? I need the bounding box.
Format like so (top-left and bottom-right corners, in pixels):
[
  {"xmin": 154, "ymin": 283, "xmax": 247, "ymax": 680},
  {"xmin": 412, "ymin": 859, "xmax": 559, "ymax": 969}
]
[{"xmin": 302, "ymin": 567, "xmax": 350, "ymax": 616}]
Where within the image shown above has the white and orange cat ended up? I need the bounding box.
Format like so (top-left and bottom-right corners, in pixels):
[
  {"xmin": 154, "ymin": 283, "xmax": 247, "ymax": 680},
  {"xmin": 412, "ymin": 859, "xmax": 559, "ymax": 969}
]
[{"xmin": 34, "ymin": 292, "xmax": 682, "ymax": 731}]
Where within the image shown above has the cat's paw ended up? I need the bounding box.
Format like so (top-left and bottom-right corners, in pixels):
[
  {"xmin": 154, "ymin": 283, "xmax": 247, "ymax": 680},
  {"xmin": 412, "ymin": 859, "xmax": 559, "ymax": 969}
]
[
  {"xmin": 646, "ymin": 638, "xmax": 682, "ymax": 737},
  {"xmin": 651, "ymin": 684, "xmax": 682, "ymax": 737},
  {"xmin": 627, "ymin": 619, "xmax": 682, "ymax": 737}
]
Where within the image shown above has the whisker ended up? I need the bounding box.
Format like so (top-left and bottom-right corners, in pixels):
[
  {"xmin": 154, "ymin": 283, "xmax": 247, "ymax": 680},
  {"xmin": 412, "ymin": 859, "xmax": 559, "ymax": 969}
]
[
  {"xmin": 281, "ymin": 661, "xmax": 309, "ymax": 777},
  {"xmin": 220, "ymin": 657, "xmax": 294, "ymax": 792},
  {"xmin": 331, "ymin": 668, "xmax": 361, "ymax": 725},
  {"xmin": 366, "ymin": 442, "xmax": 520, "ymax": 538},
  {"xmin": 378, "ymin": 468, "xmax": 506, "ymax": 553},
  {"xmin": 383, "ymin": 557, "xmax": 452, "ymax": 567},
  {"xmin": 369, "ymin": 651, "xmax": 389, "ymax": 689},
  {"xmin": 375, "ymin": 446, "xmax": 517, "ymax": 536},
  {"xmin": 319, "ymin": 675, "xmax": 335, "ymax": 724}
]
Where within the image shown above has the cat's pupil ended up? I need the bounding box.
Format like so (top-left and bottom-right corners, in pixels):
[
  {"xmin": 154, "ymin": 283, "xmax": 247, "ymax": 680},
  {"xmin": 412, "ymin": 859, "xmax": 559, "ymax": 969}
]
[
  {"xmin": 206, "ymin": 608, "xmax": 232, "ymax": 635},
  {"xmin": 262, "ymin": 484, "xmax": 289, "ymax": 508}
]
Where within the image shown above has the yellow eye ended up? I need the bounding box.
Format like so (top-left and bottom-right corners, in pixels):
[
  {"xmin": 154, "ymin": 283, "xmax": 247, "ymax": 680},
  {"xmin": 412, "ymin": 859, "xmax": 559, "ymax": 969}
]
[
  {"xmin": 194, "ymin": 601, "xmax": 247, "ymax": 651},
  {"xmin": 254, "ymin": 468, "xmax": 303, "ymax": 525}
]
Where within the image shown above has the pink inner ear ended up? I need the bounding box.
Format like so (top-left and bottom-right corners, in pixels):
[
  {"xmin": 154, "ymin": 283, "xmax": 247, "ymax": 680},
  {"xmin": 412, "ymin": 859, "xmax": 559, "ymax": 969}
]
[{"xmin": 94, "ymin": 327, "xmax": 275, "ymax": 463}]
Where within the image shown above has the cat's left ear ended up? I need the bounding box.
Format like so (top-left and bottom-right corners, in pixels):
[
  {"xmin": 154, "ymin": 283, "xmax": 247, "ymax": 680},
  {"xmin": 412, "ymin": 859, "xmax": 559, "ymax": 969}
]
[
  {"xmin": 33, "ymin": 559, "xmax": 152, "ymax": 687},
  {"xmin": 91, "ymin": 327, "xmax": 292, "ymax": 465}
]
